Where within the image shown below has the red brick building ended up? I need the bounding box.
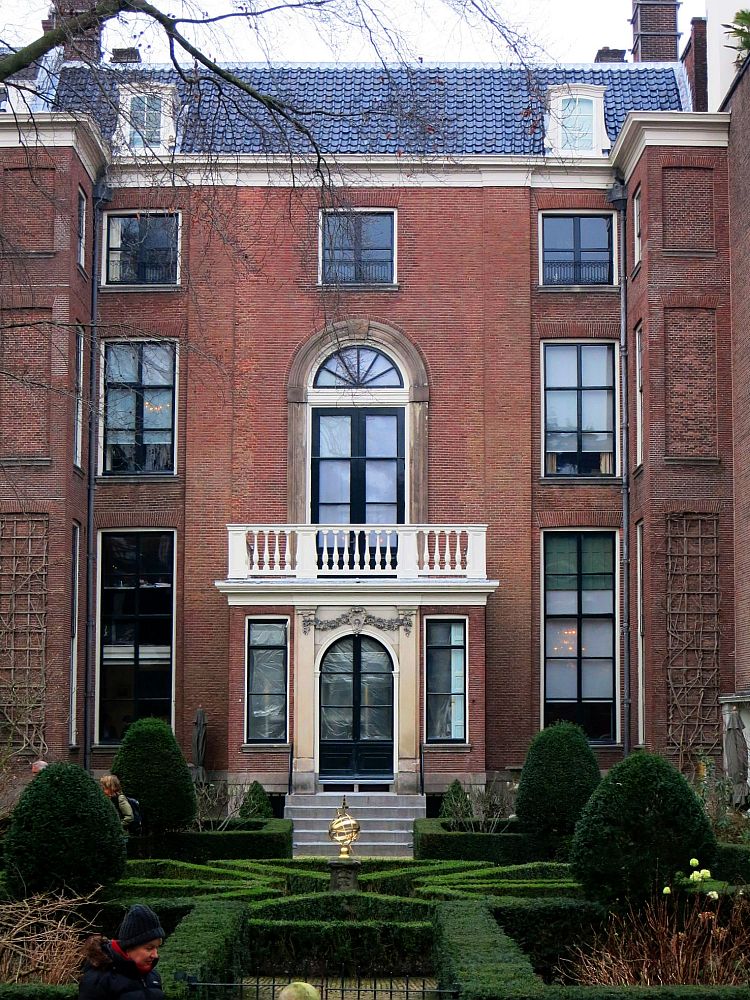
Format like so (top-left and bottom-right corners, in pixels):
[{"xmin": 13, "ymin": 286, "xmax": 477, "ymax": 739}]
[{"xmin": 0, "ymin": 0, "xmax": 739, "ymax": 798}]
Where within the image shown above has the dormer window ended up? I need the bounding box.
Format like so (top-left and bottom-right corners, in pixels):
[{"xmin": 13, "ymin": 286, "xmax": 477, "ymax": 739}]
[
  {"xmin": 546, "ymin": 85, "xmax": 610, "ymax": 158},
  {"xmin": 116, "ymin": 84, "xmax": 176, "ymax": 153}
]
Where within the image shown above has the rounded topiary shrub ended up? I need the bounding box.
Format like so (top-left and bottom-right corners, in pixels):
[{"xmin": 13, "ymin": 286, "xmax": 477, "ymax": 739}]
[
  {"xmin": 239, "ymin": 780, "xmax": 273, "ymax": 820},
  {"xmin": 515, "ymin": 722, "xmax": 600, "ymax": 851},
  {"xmin": 112, "ymin": 717, "xmax": 196, "ymax": 834},
  {"xmin": 570, "ymin": 750, "xmax": 716, "ymax": 903},
  {"xmin": 4, "ymin": 762, "xmax": 126, "ymax": 896}
]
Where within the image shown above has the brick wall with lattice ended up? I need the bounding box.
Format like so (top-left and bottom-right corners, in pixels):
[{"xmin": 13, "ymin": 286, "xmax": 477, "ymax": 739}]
[
  {"xmin": 666, "ymin": 513, "xmax": 721, "ymax": 765},
  {"xmin": 0, "ymin": 514, "xmax": 48, "ymax": 753}
]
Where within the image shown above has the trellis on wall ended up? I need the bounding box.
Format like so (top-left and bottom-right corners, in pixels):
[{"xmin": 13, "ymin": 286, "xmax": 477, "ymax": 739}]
[
  {"xmin": 0, "ymin": 514, "xmax": 48, "ymax": 754},
  {"xmin": 665, "ymin": 512, "xmax": 721, "ymax": 767}
]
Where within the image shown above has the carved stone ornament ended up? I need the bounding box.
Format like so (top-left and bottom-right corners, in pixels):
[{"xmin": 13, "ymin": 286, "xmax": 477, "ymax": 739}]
[{"xmin": 301, "ymin": 606, "xmax": 414, "ymax": 636}]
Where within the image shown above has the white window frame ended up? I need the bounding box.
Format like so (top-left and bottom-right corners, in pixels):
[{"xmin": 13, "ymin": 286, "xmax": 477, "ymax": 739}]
[
  {"xmin": 539, "ymin": 528, "xmax": 621, "ymax": 745},
  {"xmin": 70, "ymin": 522, "xmax": 80, "ymax": 746},
  {"xmin": 244, "ymin": 616, "xmax": 291, "ymax": 745},
  {"xmin": 101, "ymin": 210, "xmax": 182, "ymax": 288},
  {"xmin": 546, "ymin": 84, "xmax": 610, "ymax": 158},
  {"xmin": 98, "ymin": 338, "xmax": 180, "ymax": 477},
  {"xmin": 94, "ymin": 527, "xmax": 177, "ymax": 747},
  {"xmin": 636, "ymin": 520, "xmax": 645, "ymax": 746},
  {"xmin": 633, "ymin": 187, "xmax": 642, "ymax": 267},
  {"xmin": 115, "ymin": 83, "xmax": 177, "ymax": 154},
  {"xmin": 73, "ymin": 325, "xmax": 84, "ymax": 469},
  {"xmin": 539, "ymin": 339, "xmax": 621, "ymax": 479},
  {"xmin": 318, "ymin": 207, "xmax": 398, "ymax": 286},
  {"xmin": 538, "ymin": 210, "xmax": 619, "ymax": 288},
  {"xmin": 76, "ymin": 187, "xmax": 87, "ymax": 269},
  {"xmin": 423, "ymin": 615, "xmax": 470, "ymax": 745},
  {"xmin": 635, "ymin": 323, "xmax": 644, "ymax": 466}
]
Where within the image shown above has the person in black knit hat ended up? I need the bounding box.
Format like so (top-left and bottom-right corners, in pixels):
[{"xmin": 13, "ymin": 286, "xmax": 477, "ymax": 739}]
[{"xmin": 78, "ymin": 904, "xmax": 166, "ymax": 1000}]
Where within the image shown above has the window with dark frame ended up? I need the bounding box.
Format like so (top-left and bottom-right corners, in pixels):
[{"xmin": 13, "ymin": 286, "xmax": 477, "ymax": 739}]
[
  {"xmin": 544, "ymin": 342, "xmax": 615, "ymax": 477},
  {"xmin": 246, "ymin": 621, "xmax": 288, "ymax": 742},
  {"xmin": 542, "ymin": 214, "xmax": 613, "ymax": 286},
  {"xmin": 321, "ymin": 211, "xmax": 395, "ymax": 285},
  {"xmin": 544, "ymin": 532, "xmax": 615, "ymax": 743},
  {"xmin": 77, "ymin": 189, "xmax": 86, "ymax": 268},
  {"xmin": 633, "ymin": 188, "xmax": 642, "ymax": 266},
  {"xmin": 98, "ymin": 531, "xmax": 174, "ymax": 744},
  {"xmin": 105, "ymin": 213, "xmax": 178, "ymax": 285},
  {"xmin": 426, "ymin": 620, "xmax": 466, "ymax": 743},
  {"xmin": 103, "ymin": 341, "xmax": 176, "ymax": 475},
  {"xmin": 635, "ymin": 324, "xmax": 644, "ymax": 465}
]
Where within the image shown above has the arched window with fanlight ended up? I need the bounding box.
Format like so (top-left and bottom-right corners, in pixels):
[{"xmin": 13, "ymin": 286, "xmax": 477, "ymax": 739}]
[{"xmin": 311, "ymin": 345, "xmax": 405, "ymax": 527}]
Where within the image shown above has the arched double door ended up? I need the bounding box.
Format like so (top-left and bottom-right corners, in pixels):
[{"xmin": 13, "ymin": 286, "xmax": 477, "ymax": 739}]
[{"xmin": 319, "ymin": 634, "xmax": 394, "ymax": 779}]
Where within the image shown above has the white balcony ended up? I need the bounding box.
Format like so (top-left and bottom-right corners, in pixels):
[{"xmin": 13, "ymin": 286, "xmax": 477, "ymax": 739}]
[{"xmin": 226, "ymin": 524, "xmax": 488, "ymax": 581}]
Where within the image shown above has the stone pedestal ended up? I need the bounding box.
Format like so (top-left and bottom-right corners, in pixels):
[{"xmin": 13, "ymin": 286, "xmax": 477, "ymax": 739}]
[{"xmin": 328, "ymin": 858, "xmax": 362, "ymax": 891}]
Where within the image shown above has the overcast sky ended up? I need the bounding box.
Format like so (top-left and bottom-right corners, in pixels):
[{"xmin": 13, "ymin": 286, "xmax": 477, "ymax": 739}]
[{"xmin": 1, "ymin": 0, "xmax": 708, "ymax": 64}]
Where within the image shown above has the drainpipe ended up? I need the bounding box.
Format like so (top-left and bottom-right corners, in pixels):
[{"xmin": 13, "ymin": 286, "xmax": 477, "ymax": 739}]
[
  {"xmin": 608, "ymin": 177, "xmax": 631, "ymax": 756},
  {"xmin": 82, "ymin": 175, "xmax": 112, "ymax": 772}
]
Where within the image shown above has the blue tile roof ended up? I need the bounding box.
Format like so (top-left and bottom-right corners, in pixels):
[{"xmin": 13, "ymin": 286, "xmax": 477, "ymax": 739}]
[{"xmin": 55, "ymin": 61, "xmax": 689, "ymax": 157}]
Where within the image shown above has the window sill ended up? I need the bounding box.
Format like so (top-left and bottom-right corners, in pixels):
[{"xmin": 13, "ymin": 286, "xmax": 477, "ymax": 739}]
[
  {"xmin": 538, "ymin": 476, "xmax": 621, "ymax": 486},
  {"xmin": 241, "ymin": 743, "xmax": 291, "ymax": 752},
  {"xmin": 661, "ymin": 248, "xmax": 717, "ymax": 258},
  {"xmin": 99, "ymin": 284, "xmax": 182, "ymax": 293},
  {"xmin": 77, "ymin": 264, "xmax": 89, "ymax": 280},
  {"xmin": 633, "ymin": 462, "xmax": 644, "ymax": 478},
  {"xmin": 0, "ymin": 456, "xmax": 51, "ymax": 466},
  {"xmin": 423, "ymin": 743, "xmax": 473, "ymax": 752},
  {"xmin": 536, "ymin": 285, "xmax": 619, "ymax": 294},
  {"xmin": 318, "ymin": 283, "xmax": 400, "ymax": 292},
  {"xmin": 663, "ymin": 455, "xmax": 721, "ymax": 466},
  {"xmin": 631, "ymin": 261, "xmax": 642, "ymax": 280},
  {"xmin": 96, "ymin": 473, "xmax": 178, "ymax": 484}
]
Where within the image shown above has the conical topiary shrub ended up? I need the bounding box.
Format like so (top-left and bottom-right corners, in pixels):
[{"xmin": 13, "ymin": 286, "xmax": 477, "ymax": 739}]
[
  {"xmin": 3, "ymin": 762, "xmax": 126, "ymax": 896},
  {"xmin": 570, "ymin": 750, "xmax": 717, "ymax": 903},
  {"xmin": 238, "ymin": 780, "xmax": 274, "ymax": 820},
  {"xmin": 515, "ymin": 722, "xmax": 600, "ymax": 853},
  {"xmin": 112, "ymin": 717, "xmax": 196, "ymax": 834},
  {"xmin": 439, "ymin": 779, "xmax": 472, "ymax": 829}
]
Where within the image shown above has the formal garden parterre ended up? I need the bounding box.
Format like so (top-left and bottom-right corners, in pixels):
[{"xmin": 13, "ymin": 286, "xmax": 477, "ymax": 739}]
[{"xmin": 3, "ymin": 722, "xmax": 750, "ymax": 1000}]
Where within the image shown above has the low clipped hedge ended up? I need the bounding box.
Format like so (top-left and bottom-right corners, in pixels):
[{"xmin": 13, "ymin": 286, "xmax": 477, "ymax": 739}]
[
  {"xmin": 0, "ymin": 989, "xmax": 76, "ymax": 1000},
  {"xmin": 435, "ymin": 899, "xmax": 542, "ymax": 999},
  {"xmin": 414, "ymin": 818, "xmax": 536, "ymax": 863},
  {"xmin": 127, "ymin": 819, "xmax": 292, "ymax": 862},
  {"xmin": 714, "ymin": 842, "xmax": 750, "ymax": 884},
  {"xmin": 159, "ymin": 898, "xmax": 249, "ymax": 1000}
]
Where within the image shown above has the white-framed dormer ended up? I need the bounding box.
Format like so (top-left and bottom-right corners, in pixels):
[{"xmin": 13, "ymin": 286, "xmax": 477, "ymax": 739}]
[
  {"xmin": 114, "ymin": 82, "xmax": 177, "ymax": 155},
  {"xmin": 545, "ymin": 84, "xmax": 611, "ymax": 158}
]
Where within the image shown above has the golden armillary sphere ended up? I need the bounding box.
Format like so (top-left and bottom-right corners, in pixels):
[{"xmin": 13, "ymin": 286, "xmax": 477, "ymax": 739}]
[{"xmin": 328, "ymin": 796, "xmax": 361, "ymax": 858}]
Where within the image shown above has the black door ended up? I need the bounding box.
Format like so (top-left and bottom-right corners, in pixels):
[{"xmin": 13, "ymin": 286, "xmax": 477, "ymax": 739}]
[{"xmin": 319, "ymin": 635, "xmax": 394, "ymax": 779}]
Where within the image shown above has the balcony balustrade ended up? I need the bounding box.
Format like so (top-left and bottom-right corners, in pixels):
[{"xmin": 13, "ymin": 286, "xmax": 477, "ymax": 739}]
[{"xmin": 226, "ymin": 524, "xmax": 488, "ymax": 581}]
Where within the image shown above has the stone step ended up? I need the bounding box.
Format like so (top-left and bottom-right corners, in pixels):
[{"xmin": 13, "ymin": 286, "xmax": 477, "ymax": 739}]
[
  {"xmin": 293, "ymin": 841, "xmax": 413, "ymax": 858},
  {"xmin": 287, "ymin": 794, "xmax": 425, "ymax": 807},
  {"xmin": 293, "ymin": 829, "xmax": 412, "ymax": 843},
  {"xmin": 291, "ymin": 816, "xmax": 417, "ymax": 832},
  {"xmin": 286, "ymin": 807, "xmax": 424, "ymax": 821}
]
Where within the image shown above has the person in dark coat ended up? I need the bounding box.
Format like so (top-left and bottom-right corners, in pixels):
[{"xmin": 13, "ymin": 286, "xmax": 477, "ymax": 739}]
[{"xmin": 78, "ymin": 904, "xmax": 165, "ymax": 1000}]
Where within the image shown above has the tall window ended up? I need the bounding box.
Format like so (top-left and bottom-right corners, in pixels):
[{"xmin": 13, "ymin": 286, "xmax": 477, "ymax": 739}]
[
  {"xmin": 541, "ymin": 215, "xmax": 614, "ymax": 286},
  {"xmin": 73, "ymin": 325, "xmax": 84, "ymax": 468},
  {"xmin": 130, "ymin": 93, "xmax": 163, "ymax": 148},
  {"xmin": 544, "ymin": 532, "xmax": 616, "ymax": 742},
  {"xmin": 70, "ymin": 523, "xmax": 80, "ymax": 745},
  {"xmin": 426, "ymin": 620, "xmax": 466, "ymax": 742},
  {"xmin": 544, "ymin": 343, "xmax": 615, "ymax": 476},
  {"xmin": 77, "ymin": 188, "xmax": 86, "ymax": 268},
  {"xmin": 635, "ymin": 324, "xmax": 644, "ymax": 466},
  {"xmin": 105, "ymin": 213, "xmax": 179, "ymax": 285},
  {"xmin": 246, "ymin": 620, "xmax": 288, "ymax": 742},
  {"xmin": 103, "ymin": 341, "xmax": 176, "ymax": 475},
  {"xmin": 633, "ymin": 187, "xmax": 642, "ymax": 267},
  {"xmin": 99, "ymin": 531, "xmax": 174, "ymax": 744},
  {"xmin": 321, "ymin": 211, "xmax": 395, "ymax": 285}
]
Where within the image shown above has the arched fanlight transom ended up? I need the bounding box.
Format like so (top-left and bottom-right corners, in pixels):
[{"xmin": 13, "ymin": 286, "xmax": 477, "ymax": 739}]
[{"xmin": 314, "ymin": 346, "xmax": 403, "ymax": 389}]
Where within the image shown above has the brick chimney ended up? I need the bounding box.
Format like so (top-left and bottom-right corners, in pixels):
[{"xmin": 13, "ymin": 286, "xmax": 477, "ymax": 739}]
[
  {"xmin": 681, "ymin": 17, "xmax": 708, "ymax": 111},
  {"xmin": 632, "ymin": 0, "xmax": 681, "ymax": 62},
  {"xmin": 111, "ymin": 47, "xmax": 141, "ymax": 64},
  {"xmin": 42, "ymin": 1, "xmax": 103, "ymax": 64},
  {"xmin": 595, "ymin": 47, "xmax": 627, "ymax": 63}
]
